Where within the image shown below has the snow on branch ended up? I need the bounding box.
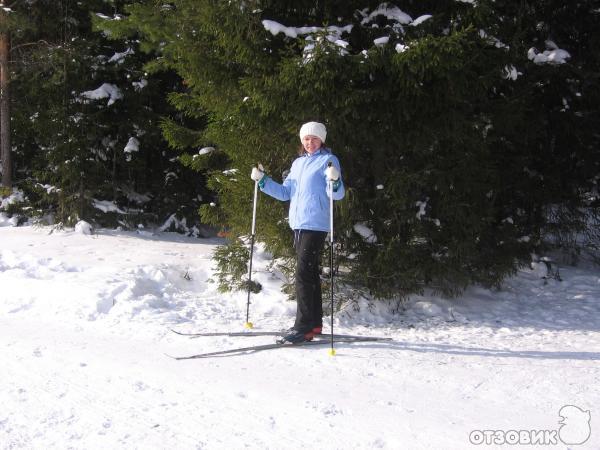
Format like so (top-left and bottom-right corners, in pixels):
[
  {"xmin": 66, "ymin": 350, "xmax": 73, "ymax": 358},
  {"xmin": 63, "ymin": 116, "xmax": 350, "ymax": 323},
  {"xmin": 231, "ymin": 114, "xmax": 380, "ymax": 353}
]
[
  {"xmin": 503, "ymin": 65, "xmax": 521, "ymax": 80},
  {"xmin": 410, "ymin": 15, "xmax": 432, "ymax": 27},
  {"xmin": 479, "ymin": 29, "xmax": 508, "ymax": 49},
  {"xmin": 124, "ymin": 137, "xmax": 140, "ymax": 162},
  {"xmin": 360, "ymin": 3, "xmax": 413, "ymax": 25},
  {"xmin": 354, "ymin": 222, "xmax": 378, "ymax": 244},
  {"xmin": 80, "ymin": 83, "xmax": 123, "ymax": 106},
  {"xmin": 262, "ymin": 20, "xmax": 352, "ymax": 39},
  {"xmin": 263, "ymin": 5, "xmax": 432, "ymax": 58},
  {"xmin": 92, "ymin": 199, "xmax": 126, "ymax": 214},
  {"xmin": 108, "ymin": 48, "xmax": 134, "ymax": 64},
  {"xmin": 527, "ymin": 40, "xmax": 571, "ymax": 65},
  {"xmin": 262, "ymin": 19, "xmax": 353, "ymax": 62}
]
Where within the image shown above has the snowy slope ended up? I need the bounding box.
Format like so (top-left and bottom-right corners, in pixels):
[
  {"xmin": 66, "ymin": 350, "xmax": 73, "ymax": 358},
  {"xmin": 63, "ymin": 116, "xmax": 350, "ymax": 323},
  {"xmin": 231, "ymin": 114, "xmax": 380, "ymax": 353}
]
[{"xmin": 1, "ymin": 226, "xmax": 598, "ymax": 449}]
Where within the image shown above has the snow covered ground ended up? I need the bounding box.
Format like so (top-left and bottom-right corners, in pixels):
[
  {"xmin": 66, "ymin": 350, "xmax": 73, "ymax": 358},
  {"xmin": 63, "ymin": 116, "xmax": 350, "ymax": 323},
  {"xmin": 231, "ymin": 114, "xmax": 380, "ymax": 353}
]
[{"xmin": 1, "ymin": 225, "xmax": 598, "ymax": 449}]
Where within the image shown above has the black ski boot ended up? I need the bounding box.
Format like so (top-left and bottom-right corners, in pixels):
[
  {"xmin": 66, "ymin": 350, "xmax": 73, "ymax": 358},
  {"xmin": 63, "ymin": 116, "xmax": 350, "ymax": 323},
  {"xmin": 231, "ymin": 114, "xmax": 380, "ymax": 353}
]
[{"xmin": 277, "ymin": 328, "xmax": 313, "ymax": 344}]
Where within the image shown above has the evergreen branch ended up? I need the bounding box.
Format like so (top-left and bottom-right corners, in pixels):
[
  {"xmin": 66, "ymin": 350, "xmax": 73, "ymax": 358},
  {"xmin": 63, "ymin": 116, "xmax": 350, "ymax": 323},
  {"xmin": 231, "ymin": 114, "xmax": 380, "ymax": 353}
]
[{"xmin": 11, "ymin": 40, "xmax": 52, "ymax": 52}]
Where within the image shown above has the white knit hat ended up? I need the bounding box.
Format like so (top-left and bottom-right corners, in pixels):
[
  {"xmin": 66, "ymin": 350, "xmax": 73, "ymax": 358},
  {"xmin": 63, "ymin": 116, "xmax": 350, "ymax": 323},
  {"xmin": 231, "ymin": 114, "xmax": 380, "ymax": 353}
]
[{"xmin": 299, "ymin": 121, "xmax": 327, "ymax": 143}]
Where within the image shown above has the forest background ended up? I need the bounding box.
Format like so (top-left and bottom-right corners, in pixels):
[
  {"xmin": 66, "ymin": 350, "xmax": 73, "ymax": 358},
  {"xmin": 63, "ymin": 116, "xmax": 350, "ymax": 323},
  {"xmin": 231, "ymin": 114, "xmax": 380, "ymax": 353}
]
[{"xmin": 1, "ymin": 0, "xmax": 598, "ymax": 301}]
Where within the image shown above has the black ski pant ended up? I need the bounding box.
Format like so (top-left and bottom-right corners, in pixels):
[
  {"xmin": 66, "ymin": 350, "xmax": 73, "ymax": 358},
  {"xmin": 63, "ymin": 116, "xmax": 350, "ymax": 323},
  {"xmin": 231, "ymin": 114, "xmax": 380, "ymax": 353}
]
[{"xmin": 293, "ymin": 229, "xmax": 327, "ymax": 332}]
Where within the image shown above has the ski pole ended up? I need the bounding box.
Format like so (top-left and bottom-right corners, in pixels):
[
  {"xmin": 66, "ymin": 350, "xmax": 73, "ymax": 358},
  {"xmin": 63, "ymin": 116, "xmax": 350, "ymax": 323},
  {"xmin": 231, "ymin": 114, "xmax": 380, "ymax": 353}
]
[
  {"xmin": 327, "ymin": 162, "xmax": 336, "ymax": 356},
  {"xmin": 245, "ymin": 172, "xmax": 259, "ymax": 329}
]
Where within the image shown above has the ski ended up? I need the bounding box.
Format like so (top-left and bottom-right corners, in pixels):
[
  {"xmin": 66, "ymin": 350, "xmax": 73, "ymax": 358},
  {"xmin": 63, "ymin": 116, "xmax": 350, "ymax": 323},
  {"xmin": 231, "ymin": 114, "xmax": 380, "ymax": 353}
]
[
  {"xmin": 170, "ymin": 328, "xmax": 392, "ymax": 342},
  {"xmin": 167, "ymin": 336, "xmax": 385, "ymax": 360},
  {"xmin": 171, "ymin": 329, "xmax": 279, "ymax": 337},
  {"xmin": 168, "ymin": 340, "xmax": 324, "ymax": 360}
]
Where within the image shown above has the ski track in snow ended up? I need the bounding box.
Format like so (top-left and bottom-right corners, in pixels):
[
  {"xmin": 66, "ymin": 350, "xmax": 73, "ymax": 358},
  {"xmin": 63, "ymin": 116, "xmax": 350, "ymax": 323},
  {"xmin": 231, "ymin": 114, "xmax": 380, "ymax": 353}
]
[{"xmin": 0, "ymin": 226, "xmax": 599, "ymax": 449}]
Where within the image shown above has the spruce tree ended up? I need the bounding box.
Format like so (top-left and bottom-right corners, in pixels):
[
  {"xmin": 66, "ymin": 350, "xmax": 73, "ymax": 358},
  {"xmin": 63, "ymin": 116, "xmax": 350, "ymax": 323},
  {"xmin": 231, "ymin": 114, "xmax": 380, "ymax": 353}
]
[
  {"xmin": 108, "ymin": 1, "xmax": 599, "ymax": 298},
  {"xmin": 8, "ymin": 0, "xmax": 209, "ymax": 229}
]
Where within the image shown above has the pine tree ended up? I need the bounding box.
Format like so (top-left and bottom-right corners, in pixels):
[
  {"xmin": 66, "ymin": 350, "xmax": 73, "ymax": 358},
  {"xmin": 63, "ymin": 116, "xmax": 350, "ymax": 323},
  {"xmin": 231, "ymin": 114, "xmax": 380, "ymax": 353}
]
[
  {"xmin": 8, "ymin": 0, "xmax": 209, "ymax": 230},
  {"xmin": 108, "ymin": 1, "xmax": 600, "ymax": 298},
  {"xmin": 465, "ymin": 0, "xmax": 600, "ymax": 266},
  {"xmin": 0, "ymin": 5, "xmax": 11, "ymax": 189}
]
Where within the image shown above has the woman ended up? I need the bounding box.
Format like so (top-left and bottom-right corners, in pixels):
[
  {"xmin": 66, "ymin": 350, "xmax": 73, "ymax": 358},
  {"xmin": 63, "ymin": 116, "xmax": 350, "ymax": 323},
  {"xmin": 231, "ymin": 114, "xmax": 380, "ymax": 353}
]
[{"xmin": 251, "ymin": 121, "xmax": 345, "ymax": 343}]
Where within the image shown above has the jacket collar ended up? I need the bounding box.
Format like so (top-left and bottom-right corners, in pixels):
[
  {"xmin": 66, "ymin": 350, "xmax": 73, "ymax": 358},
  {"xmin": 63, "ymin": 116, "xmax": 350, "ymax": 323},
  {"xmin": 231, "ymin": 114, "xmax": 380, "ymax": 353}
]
[{"xmin": 303, "ymin": 147, "xmax": 330, "ymax": 157}]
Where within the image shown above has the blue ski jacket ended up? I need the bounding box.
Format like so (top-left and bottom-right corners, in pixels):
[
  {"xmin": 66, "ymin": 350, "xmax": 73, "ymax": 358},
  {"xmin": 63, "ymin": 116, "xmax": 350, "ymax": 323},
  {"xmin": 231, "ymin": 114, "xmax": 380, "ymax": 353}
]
[{"xmin": 260, "ymin": 148, "xmax": 345, "ymax": 232}]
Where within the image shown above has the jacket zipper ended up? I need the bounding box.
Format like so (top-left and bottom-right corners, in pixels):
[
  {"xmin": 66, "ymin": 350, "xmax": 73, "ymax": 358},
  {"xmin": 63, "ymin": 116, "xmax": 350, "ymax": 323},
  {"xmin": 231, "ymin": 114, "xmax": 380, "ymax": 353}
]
[
  {"xmin": 294, "ymin": 155, "xmax": 308, "ymax": 229},
  {"xmin": 294, "ymin": 149, "xmax": 325, "ymax": 229}
]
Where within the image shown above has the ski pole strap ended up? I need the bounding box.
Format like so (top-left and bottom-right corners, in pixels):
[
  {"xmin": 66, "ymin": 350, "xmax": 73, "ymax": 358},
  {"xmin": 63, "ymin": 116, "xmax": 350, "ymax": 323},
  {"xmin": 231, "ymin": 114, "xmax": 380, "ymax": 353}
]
[{"xmin": 258, "ymin": 175, "xmax": 267, "ymax": 189}]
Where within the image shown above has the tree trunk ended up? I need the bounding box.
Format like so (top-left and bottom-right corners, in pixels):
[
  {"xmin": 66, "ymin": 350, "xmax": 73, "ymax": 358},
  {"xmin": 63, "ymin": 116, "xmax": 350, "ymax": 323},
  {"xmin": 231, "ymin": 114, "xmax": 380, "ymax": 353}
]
[{"xmin": 0, "ymin": 11, "xmax": 11, "ymax": 189}]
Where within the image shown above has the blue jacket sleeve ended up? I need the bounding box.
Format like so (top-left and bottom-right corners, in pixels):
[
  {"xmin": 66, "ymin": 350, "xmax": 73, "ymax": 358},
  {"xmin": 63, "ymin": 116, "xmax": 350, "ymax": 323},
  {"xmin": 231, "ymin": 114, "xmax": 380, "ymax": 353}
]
[{"xmin": 260, "ymin": 174, "xmax": 292, "ymax": 201}]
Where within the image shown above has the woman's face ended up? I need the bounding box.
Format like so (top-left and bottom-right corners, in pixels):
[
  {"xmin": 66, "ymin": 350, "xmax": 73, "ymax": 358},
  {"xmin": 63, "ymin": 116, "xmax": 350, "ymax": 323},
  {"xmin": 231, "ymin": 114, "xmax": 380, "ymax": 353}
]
[{"xmin": 302, "ymin": 135, "xmax": 322, "ymax": 154}]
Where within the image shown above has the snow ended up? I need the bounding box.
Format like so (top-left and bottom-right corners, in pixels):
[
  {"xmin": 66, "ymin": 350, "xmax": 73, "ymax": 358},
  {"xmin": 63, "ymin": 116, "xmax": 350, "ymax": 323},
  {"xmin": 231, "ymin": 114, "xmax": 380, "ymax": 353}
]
[
  {"xmin": 124, "ymin": 137, "xmax": 140, "ymax": 153},
  {"xmin": 262, "ymin": 20, "xmax": 299, "ymax": 38},
  {"xmin": 416, "ymin": 200, "xmax": 428, "ymax": 220},
  {"xmin": 504, "ymin": 64, "xmax": 520, "ymax": 80},
  {"xmin": 158, "ymin": 214, "xmax": 193, "ymax": 235},
  {"xmin": 374, "ymin": 36, "xmax": 390, "ymax": 46},
  {"xmin": 0, "ymin": 189, "xmax": 25, "ymax": 227},
  {"xmin": 132, "ymin": 79, "xmax": 148, "ymax": 91},
  {"xmin": 108, "ymin": 48, "xmax": 134, "ymax": 64},
  {"xmin": 479, "ymin": 29, "xmax": 508, "ymax": 49},
  {"xmin": 262, "ymin": 7, "xmax": 430, "ymax": 58},
  {"xmin": 124, "ymin": 137, "xmax": 140, "ymax": 161},
  {"xmin": 361, "ymin": 4, "xmax": 413, "ymax": 26},
  {"xmin": 353, "ymin": 222, "xmax": 378, "ymax": 244},
  {"xmin": 261, "ymin": 20, "xmax": 352, "ymax": 39},
  {"xmin": 80, "ymin": 83, "xmax": 123, "ymax": 106},
  {"xmin": 74, "ymin": 220, "xmax": 93, "ymax": 235},
  {"xmin": 410, "ymin": 15, "xmax": 432, "ymax": 26},
  {"xmin": 261, "ymin": 19, "xmax": 353, "ymax": 62},
  {"xmin": 121, "ymin": 186, "xmax": 151, "ymax": 205},
  {"xmin": 528, "ymin": 43, "xmax": 571, "ymax": 65},
  {"xmin": 395, "ymin": 43, "xmax": 409, "ymax": 53},
  {"xmin": 0, "ymin": 188, "xmax": 25, "ymax": 210},
  {"xmin": 0, "ymin": 213, "xmax": 18, "ymax": 227},
  {"xmin": 1, "ymin": 225, "xmax": 599, "ymax": 449},
  {"xmin": 36, "ymin": 183, "xmax": 61, "ymax": 194},
  {"xmin": 92, "ymin": 199, "xmax": 126, "ymax": 214},
  {"xmin": 302, "ymin": 5, "xmax": 428, "ymax": 53}
]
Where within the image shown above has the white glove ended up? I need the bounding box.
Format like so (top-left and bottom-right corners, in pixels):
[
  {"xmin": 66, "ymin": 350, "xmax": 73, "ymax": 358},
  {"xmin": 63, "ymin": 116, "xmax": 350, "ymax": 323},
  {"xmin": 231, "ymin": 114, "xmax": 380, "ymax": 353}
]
[
  {"xmin": 325, "ymin": 164, "xmax": 340, "ymax": 181},
  {"xmin": 251, "ymin": 164, "xmax": 265, "ymax": 182}
]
